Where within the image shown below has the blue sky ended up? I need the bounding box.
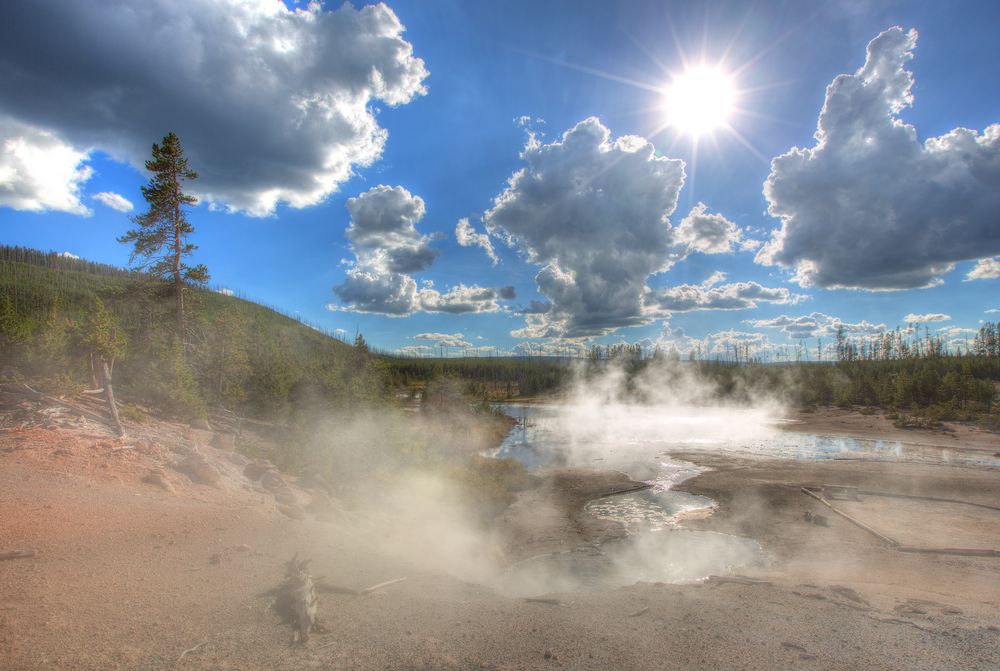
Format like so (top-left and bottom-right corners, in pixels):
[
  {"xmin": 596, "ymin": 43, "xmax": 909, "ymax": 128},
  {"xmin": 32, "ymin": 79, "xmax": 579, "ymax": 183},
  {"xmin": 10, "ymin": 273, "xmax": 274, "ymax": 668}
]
[{"xmin": 2, "ymin": 0, "xmax": 998, "ymax": 358}]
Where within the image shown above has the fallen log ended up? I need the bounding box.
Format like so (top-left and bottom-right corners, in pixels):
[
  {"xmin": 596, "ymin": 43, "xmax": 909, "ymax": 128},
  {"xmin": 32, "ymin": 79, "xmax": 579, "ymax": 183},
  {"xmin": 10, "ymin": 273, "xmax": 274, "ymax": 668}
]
[
  {"xmin": 101, "ymin": 360, "xmax": 125, "ymax": 438},
  {"xmin": 800, "ymin": 487, "xmax": 899, "ymax": 546},
  {"xmin": 896, "ymin": 546, "xmax": 1000, "ymax": 558},
  {"xmin": 2, "ymin": 383, "xmax": 111, "ymax": 427},
  {"xmin": 360, "ymin": 577, "xmax": 408, "ymax": 594},
  {"xmin": 0, "ymin": 549, "xmax": 38, "ymax": 561}
]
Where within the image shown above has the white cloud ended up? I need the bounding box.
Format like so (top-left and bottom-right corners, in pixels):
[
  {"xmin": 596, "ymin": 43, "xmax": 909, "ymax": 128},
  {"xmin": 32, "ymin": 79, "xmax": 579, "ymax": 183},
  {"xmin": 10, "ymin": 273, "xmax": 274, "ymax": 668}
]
[
  {"xmin": 757, "ymin": 27, "xmax": 1000, "ymax": 289},
  {"xmin": 413, "ymin": 332, "xmax": 471, "ymax": 348},
  {"xmin": 344, "ymin": 185, "xmax": 436, "ymax": 273},
  {"xmin": 747, "ymin": 312, "xmax": 886, "ymax": 339},
  {"xmin": 0, "ymin": 118, "xmax": 92, "ymax": 215},
  {"xmin": 56, "ymin": 251, "xmax": 80, "ymax": 259},
  {"xmin": 484, "ymin": 117, "xmax": 686, "ymax": 337},
  {"xmin": 645, "ymin": 279, "xmax": 797, "ymax": 314},
  {"xmin": 512, "ymin": 341, "xmax": 588, "ymax": 357},
  {"xmin": 986, "ymin": 309, "xmax": 1000, "ymax": 314},
  {"xmin": 704, "ymin": 329, "xmax": 774, "ymax": 356},
  {"xmin": 966, "ymin": 258, "xmax": 1000, "ymax": 281},
  {"xmin": 455, "ymin": 218, "xmax": 498, "ymax": 264},
  {"xmin": 216, "ymin": 287, "xmax": 235, "ymax": 296},
  {"xmin": 675, "ymin": 202, "xmax": 742, "ymax": 254},
  {"xmin": 92, "ymin": 191, "xmax": 133, "ymax": 213},
  {"xmin": 331, "ymin": 186, "xmax": 514, "ymax": 316},
  {"xmin": 937, "ymin": 326, "xmax": 976, "ymax": 337},
  {"xmin": 903, "ymin": 313, "xmax": 950, "ymax": 323},
  {"xmin": 395, "ymin": 345, "xmax": 436, "ymax": 357},
  {"xmin": 0, "ymin": 1, "xmax": 428, "ymax": 216}
]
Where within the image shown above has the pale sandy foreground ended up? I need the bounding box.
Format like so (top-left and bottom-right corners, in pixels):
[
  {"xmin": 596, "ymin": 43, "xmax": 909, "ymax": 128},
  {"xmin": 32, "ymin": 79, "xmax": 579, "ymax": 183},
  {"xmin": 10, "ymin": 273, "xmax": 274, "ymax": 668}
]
[{"xmin": 1, "ymin": 413, "xmax": 999, "ymax": 670}]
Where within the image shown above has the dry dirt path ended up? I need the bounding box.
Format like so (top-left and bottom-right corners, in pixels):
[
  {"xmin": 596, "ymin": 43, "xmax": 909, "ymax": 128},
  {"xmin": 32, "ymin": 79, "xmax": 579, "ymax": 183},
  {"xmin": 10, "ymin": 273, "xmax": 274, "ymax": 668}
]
[{"xmin": 2, "ymin": 426, "xmax": 999, "ymax": 670}]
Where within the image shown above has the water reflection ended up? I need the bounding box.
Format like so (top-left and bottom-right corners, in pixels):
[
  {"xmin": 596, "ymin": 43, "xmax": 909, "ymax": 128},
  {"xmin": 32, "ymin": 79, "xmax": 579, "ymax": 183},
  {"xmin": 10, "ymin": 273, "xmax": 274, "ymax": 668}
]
[{"xmin": 494, "ymin": 403, "xmax": 1000, "ymax": 470}]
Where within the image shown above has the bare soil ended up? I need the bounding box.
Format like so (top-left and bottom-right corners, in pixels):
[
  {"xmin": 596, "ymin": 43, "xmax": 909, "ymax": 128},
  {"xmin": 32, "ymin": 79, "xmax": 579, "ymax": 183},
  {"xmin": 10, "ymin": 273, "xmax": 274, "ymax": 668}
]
[
  {"xmin": 2, "ymin": 402, "xmax": 999, "ymax": 670},
  {"xmin": 783, "ymin": 406, "xmax": 1000, "ymax": 454}
]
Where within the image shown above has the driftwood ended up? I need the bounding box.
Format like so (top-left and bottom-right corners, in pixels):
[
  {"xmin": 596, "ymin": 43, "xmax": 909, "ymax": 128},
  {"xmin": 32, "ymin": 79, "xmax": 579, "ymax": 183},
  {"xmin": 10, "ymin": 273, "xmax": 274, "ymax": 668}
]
[
  {"xmin": 360, "ymin": 577, "xmax": 408, "ymax": 594},
  {"xmin": 2, "ymin": 383, "xmax": 111, "ymax": 426},
  {"xmin": 176, "ymin": 640, "xmax": 208, "ymax": 663},
  {"xmin": 800, "ymin": 487, "xmax": 898, "ymax": 546},
  {"xmin": 896, "ymin": 546, "xmax": 1000, "ymax": 558},
  {"xmin": 101, "ymin": 360, "xmax": 125, "ymax": 438},
  {"xmin": 628, "ymin": 606, "xmax": 650, "ymax": 617},
  {"xmin": 524, "ymin": 597, "xmax": 563, "ymax": 606},
  {"xmin": 0, "ymin": 549, "xmax": 38, "ymax": 561}
]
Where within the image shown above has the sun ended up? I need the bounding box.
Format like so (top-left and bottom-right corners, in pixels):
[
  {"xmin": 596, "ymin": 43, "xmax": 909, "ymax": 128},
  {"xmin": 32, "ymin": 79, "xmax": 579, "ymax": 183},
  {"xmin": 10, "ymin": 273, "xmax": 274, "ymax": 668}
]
[{"xmin": 663, "ymin": 66, "xmax": 736, "ymax": 137}]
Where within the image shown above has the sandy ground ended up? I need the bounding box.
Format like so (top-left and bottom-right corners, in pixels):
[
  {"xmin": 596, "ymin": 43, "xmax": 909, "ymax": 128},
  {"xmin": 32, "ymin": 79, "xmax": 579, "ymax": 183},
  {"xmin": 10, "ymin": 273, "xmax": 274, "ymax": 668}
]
[
  {"xmin": 783, "ymin": 406, "xmax": 1000, "ymax": 454},
  {"xmin": 2, "ymin": 407, "xmax": 1000, "ymax": 670}
]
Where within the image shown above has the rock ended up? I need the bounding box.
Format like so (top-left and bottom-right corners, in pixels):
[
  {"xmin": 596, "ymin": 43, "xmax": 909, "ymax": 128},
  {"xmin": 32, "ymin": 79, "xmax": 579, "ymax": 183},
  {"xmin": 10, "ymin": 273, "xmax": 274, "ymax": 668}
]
[
  {"xmin": 209, "ymin": 553, "xmax": 222, "ymax": 565},
  {"xmin": 141, "ymin": 468, "xmax": 174, "ymax": 492},
  {"xmin": 226, "ymin": 451, "xmax": 249, "ymax": 467},
  {"xmin": 305, "ymin": 490, "xmax": 344, "ymax": 521},
  {"xmin": 176, "ymin": 454, "xmax": 221, "ymax": 485},
  {"xmin": 277, "ymin": 504, "xmax": 305, "ymax": 520},
  {"xmin": 261, "ymin": 470, "xmax": 297, "ymax": 506},
  {"xmin": 298, "ymin": 473, "xmax": 334, "ymax": 495},
  {"xmin": 235, "ymin": 544, "xmax": 251, "ymax": 553},
  {"xmin": 211, "ymin": 432, "xmax": 236, "ymax": 452},
  {"xmin": 243, "ymin": 459, "xmax": 274, "ymax": 481},
  {"xmin": 190, "ymin": 417, "xmax": 212, "ymax": 431}
]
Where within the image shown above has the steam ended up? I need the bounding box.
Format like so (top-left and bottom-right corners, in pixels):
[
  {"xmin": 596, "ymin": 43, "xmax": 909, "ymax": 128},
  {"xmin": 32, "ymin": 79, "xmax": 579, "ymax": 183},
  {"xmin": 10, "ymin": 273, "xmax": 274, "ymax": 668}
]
[
  {"xmin": 530, "ymin": 358, "xmax": 787, "ymax": 471},
  {"xmin": 293, "ymin": 359, "xmax": 785, "ymax": 599}
]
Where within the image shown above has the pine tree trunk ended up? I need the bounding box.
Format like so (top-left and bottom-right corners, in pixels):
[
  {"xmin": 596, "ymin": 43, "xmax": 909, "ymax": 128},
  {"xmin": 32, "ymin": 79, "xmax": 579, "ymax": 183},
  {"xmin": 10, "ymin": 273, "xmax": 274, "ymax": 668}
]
[{"xmin": 174, "ymin": 172, "xmax": 185, "ymax": 342}]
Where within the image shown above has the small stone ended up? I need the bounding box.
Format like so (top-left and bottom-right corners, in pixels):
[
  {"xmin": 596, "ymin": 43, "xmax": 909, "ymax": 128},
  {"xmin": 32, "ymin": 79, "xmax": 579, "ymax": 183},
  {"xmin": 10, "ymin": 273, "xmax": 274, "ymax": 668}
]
[
  {"xmin": 209, "ymin": 553, "xmax": 222, "ymax": 565},
  {"xmin": 211, "ymin": 432, "xmax": 236, "ymax": 452},
  {"xmin": 243, "ymin": 459, "xmax": 274, "ymax": 481},
  {"xmin": 277, "ymin": 504, "xmax": 305, "ymax": 520},
  {"xmin": 235, "ymin": 544, "xmax": 251, "ymax": 553},
  {"xmin": 176, "ymin": 455, "xmax": 221, "ymax": 484},
  {"xmin": 141, "ymin": 468, "xmax": 174, "ymax": 492}
]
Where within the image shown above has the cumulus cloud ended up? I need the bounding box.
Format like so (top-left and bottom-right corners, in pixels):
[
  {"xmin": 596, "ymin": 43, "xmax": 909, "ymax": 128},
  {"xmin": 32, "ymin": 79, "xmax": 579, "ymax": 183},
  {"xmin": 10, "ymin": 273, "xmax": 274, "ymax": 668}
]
[
  {"xmin": 331, "ymin": 185, "xmax": 514, "ymax": 316},
  {"xmin": 757, "ymin": 27, "xmax": 1000, "ymax": 289},
  {"xmin": 216, "ymin": 287, "xmax": 235, "ymax": 297},
  {"xmin": 92, "ymin": 191, "xmax": 133, "ymax": 213},
  {"xmin": 56, "ymin": 251, "xmax": 80, "ymax": 260},
  {"xmin": 966, "ymin": 258, "xmax": 1000, "ymax": 281},
  {"xmin": 0, "ymin": 118, "xmax": 92, "ymax": 215},
  {"xmin": 0, "ymin": 0, "xmax": 428, "ymax": 216},
  {"xmin": 345, "ymin": 185, "xmax": 436, "ymax": 273},
  {"xmin": 703, "ymin": 329, "xmax": 774, "ymax": 357},
  {"xmin": 413, "ymin": 332, "xmax": 472, "ymax": 348},
  {"xmin": 512, "ymin": 341, "xmax": 588, "ymax": 357},
  {"xmin": 903, "ymin": 312, "xmax": 950, "ymax": 323},
  {"xmin": 747, "ymin": 312, "xmax": 886, "ymax": 339},
  {"xmin": 675, "ymin": 202, "xmax": 743, "ymax": 254},
  {"xmin": 455, "ymin": 218, "xmax": 498, "ymax": 264},
  {"xmin": 484, "ymin": 117, "xmax": 687, "ymax": 337},
  {"xmin": 645, "ymin": 272, "xmax": 797, "ymax": 314}
]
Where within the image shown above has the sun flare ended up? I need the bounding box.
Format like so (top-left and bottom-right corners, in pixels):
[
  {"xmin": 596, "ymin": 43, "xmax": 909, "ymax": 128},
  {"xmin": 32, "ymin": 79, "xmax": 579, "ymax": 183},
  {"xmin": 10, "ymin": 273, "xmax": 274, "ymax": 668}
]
[{"xmin": 663, "ymin": 66, "xmax": 736, "ymax": 137}]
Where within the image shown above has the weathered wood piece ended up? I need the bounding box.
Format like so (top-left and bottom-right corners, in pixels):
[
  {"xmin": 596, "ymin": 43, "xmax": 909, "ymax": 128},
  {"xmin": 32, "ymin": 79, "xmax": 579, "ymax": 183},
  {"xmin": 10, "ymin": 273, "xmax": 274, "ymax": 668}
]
[{"xmin": 101, "ymin": 360, "xmax": 125, "ymax": 438}]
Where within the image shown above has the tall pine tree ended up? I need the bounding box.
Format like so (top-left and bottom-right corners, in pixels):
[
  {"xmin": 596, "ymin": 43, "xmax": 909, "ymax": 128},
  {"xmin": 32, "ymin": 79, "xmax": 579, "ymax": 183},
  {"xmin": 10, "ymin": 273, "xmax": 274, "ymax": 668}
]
[{"xmin": 119, "ymin": 132, "xmax": 208, "ymax": 340}]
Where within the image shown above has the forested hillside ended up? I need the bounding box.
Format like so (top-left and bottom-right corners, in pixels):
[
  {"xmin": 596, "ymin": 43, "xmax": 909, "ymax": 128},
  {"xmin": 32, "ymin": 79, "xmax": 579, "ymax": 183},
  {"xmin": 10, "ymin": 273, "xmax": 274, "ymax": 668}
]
[{"xmin": 0, "ymin": 246, "xmax": 388, "ymax": 420}]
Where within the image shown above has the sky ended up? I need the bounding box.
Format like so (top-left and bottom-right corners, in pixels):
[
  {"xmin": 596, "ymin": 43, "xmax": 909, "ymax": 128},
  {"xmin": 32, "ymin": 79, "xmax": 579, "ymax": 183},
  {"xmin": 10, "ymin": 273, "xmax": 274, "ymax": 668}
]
[{"xmin": 2, "ymin": 0, "xmax": 999, "ymax": 359}]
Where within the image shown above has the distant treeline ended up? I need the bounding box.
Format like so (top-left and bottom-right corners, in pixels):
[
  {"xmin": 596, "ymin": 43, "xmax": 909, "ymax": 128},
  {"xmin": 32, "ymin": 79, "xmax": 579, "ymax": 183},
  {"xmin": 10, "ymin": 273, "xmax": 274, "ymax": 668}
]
[
  {"xmin": 387, "ymin": 357, "xmax": 566, "ymax": 399},
  {"xmin": 2, "ymin": 245, "xmax": 997, "ymax": 426}
]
